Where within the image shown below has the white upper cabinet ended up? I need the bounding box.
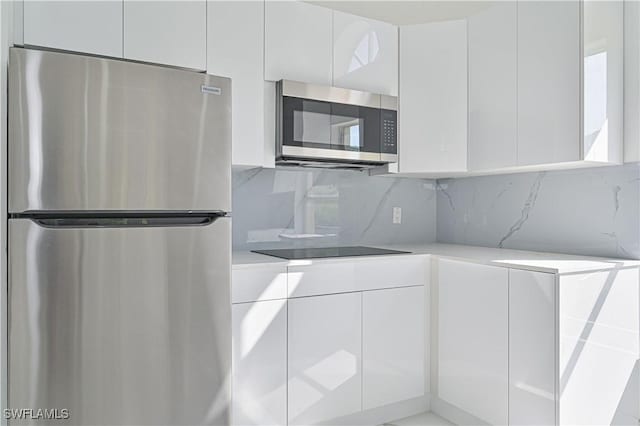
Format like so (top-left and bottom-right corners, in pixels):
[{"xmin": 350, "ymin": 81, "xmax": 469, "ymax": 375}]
[
  {"xmin": 516, "ymin": 0, "xmax": 623, "ymax": 167},
  {"xmin": 437, "ymin": 258, "xmax": 508, "ymax": 425},
  {"xmin": 582, "ymin": 0, "xmax": 623, "ymax": 164},
  {"xmin": 264, "ymin": 1, "xmax": 332, "ymax": 85},
  {"xmin": 517, "ymin": 0, "xmax": 581, "ymax": 166},
  {"xmin": 332, "ymin": 11, "xmax": 398, "ymax": 95},
  {"xmin": 124, "ymin": 0, "xmax": 206, "ymax": 70},
  {"xmin": 207, "ymin": 1, "xmax": 273, "ymax": 168},
  {"xmin": 395, "ymin": 0, "xmax": 622, "ymax": 176},
  {"xmin": 23, "ymin": 1, "xmax": 123, "ymax": 57},
  {"xmin": 467, "ymin": 2, "xmax": 517, "ymax": 171},
  {"xmin": 398, "ymin": 20, "xmax": 467, "ymax": 174}
]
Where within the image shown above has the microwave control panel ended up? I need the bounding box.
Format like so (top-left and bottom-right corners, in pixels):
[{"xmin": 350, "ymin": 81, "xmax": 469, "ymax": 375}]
[{"xmin": 381, "ymin": 109, "xmax": 397, "ymax": 154}]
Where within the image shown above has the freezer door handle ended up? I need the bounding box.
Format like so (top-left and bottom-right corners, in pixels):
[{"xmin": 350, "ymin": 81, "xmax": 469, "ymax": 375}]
[{"xmin": 10, "ymin": 211, "xmax": 229, "ymax": 228}]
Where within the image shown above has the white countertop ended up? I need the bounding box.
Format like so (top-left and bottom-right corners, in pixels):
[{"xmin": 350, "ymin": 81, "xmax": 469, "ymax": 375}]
[{"xmin": 233, "ymin": 243, "xmax": 640, "ymax": 274}]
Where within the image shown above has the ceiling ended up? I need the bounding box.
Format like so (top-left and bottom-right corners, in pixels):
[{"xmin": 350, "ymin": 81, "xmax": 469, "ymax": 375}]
[{"xmin": 306, "ymin": 1, "xmax": 491, "ymax": 25}]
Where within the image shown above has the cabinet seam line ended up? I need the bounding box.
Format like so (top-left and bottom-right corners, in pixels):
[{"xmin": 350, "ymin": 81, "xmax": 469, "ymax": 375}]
[
  {"xmin": 360, "ymin": 291, "xmax": 364, "ymax": 412},
  {"xmin": 507, "ymin": 269, "xmax": 510, "ymax": 425},
  {"xmin": 286, "ymin": 297, "xmax": 289, "ymax": 424},
  {"xmin": 205, "ymin": 0, "xmax": 207, "ymax": 71},
  {"xmin": 121, "ymin": 0, "xmax": 124, "ymax": 57},
  {"xmin": 515, "ymin": 1, "xmax": 519, "ymax": 165},
  {"xmin": 579, "ymin": 0, "xmax": 584, "ymax": 160},
  {"xmin": 263, "ymin": 0, "xmax": 266, "ymax": 81},
  {"xmin": 466, "ymin": 18, "xmax": 470, "ymax": 170},
  {"xmin": 331, "ymin": 10, "xmax": 335, "ymax": 85}
]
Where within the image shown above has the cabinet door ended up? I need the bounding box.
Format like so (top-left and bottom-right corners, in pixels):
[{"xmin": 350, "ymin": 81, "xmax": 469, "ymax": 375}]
[
  {"xmin": 509, "ymin": 269, "xmax": 556, "ymax": 426},
  {"xmin": 517, "ymin": 1, "xmax": 580, "ymax": 166},
  {"xmin": 468, "ymin": 2, "xmax": 517, "ymax": 171},
  {"xmin": 559, "ymin": 269, "xmax": 640, "ymax": 425},
  {"xmin": 264, "ymin": 1, "xmax": 332, "ymax": 85},
  {"xmin": 583, "ymin": 0, "xmax": 623, "ymax": 163},
  {"xmin": 332, "ymin": 11, "xmax": 398, "ymax": 95},
  {"xmin": 363, "ymin": 286, "xmax": 425, "ymax": 410},
  {"xmin": 208, "ymin": 1, "xmax": 268, "ymax": 168},
  {"xmin": 232, "ymin": 300, "xmax": 287, "ymax": 426},
  {"xmin": 288, "ymin": 293, "xmax": 362, "ymax": 425},
  {"xmin": 23, "ymin": 0, "xmax": 123, "ymax": 57},
  {"xmin": 124, "ymin": 0, "xmax": 206, "ymax": 70},
  {"xmin": 437, "ymin": 259, "xmax": 508, "ymax": 425},
  {"xmin": 398, "ymin": 21, "xmax": 467, "ymax": 174}
]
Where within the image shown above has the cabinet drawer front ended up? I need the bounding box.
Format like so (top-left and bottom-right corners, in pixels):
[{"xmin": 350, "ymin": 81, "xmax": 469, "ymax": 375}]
[
  {"xmin": 232, "ymin": 265, "xmax": 288, "ymax": 303},
  {"xmin": 287, "ymin": 262, "xmax": 357, "ymax": 298},
  {"xmin": 356, "ymin": 255, "xmax": 429, "ymax": 291}
]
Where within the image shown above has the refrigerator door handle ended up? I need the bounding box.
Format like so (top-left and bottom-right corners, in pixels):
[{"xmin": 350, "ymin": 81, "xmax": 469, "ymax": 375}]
[{"xmin": 10, "ymin": 211, "xmax": 229, "ymax": 228}]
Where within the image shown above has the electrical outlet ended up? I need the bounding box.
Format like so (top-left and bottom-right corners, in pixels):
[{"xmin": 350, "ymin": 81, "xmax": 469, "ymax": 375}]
[{"xmin": 392, "ymin": 207, "xmax": 402, "ymax": 224}]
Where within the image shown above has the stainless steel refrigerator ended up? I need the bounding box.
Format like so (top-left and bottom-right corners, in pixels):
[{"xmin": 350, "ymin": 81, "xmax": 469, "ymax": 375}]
[{"xmin": 7, "ymin": 48, "xmax": 232, "ymax": 425}]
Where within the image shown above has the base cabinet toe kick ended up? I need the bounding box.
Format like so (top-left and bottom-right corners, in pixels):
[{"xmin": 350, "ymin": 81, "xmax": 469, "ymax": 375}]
[{"xmin": 231, "ymin": 252, "xmax": 640, "ymax": 426}]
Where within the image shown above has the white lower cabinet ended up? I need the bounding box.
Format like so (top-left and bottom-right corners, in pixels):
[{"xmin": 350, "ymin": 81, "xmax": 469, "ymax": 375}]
[
  {"xmin": 508, "ymin": 269, "xmax": 556, "ymax": 426},
  {"xmin": 362, "ymin": 286, "xmax": 425, "ymax": 410},
  {"xmin": 232, "ymin": 299, "xmax": 287, "ymax": 426},
  {"xmin": 287, "ymin": 292, "xmax": 363, "ymax": 425},
  {"xmin": 232, "ymin": 257, "xmax": 429, "ymax": 426},
  {"xmin": 233, "ymin": 254, "xmax": 639, "ymax": 426},
  {"xmin": 558, "ymin": 268, "xmax": 640, "ymax": 425},
  {"xmin": 437, "ymin": 258, "xmax": 509, "ymax": 425}
]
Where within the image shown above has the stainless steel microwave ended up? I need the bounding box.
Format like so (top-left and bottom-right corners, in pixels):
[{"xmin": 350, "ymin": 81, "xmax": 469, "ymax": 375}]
[{"xmin": 276, "ymin": 80, "xmax": 397, "ymax": 168}]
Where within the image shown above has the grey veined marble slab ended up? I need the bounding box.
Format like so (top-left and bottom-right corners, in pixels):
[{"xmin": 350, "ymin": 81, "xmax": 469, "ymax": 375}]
[
  {"xmin": 437, "ymin": 162, "xmax": 640, "ymax": 259},
  {"xmin": 232, "ymin": 168, "xmax": 437, "ymax": 251}
]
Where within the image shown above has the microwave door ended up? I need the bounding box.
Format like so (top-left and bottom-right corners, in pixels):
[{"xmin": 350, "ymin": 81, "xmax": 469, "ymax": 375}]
[
  {"xmin": 281, "ymin": 96, "xmax": 382, "ymax": 163},
  {"xmin": 8, "ymin": 217, "xmax": 231, "ymax": 426}
]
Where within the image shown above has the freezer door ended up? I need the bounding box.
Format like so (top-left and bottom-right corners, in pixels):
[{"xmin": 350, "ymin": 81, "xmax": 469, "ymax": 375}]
[
  {"xmin": 9, "ymin": 48, "xmax": 231, "ymax": 212},
  {"xmin": 8, "ymin": 218, "xmax": 231, "ymax": 425}
]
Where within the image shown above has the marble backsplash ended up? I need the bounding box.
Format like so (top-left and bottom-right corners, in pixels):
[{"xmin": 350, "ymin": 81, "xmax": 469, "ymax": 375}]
[
  {"xmin": 232, "ymin": 168, "xmax": 437, "ymax": 251},
  {"xmin": 437, "ymin": 162, "xmax": 640, "ymax": 259}
]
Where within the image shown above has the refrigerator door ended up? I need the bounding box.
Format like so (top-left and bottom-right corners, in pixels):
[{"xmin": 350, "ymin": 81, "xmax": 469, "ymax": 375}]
[
  {"xmin": 9, "ymin": 48, "xmax": 231, "ymax": 213},
  {"xmin": 8, "ymin": 217, "xmax": 231, "ymax": 425}
]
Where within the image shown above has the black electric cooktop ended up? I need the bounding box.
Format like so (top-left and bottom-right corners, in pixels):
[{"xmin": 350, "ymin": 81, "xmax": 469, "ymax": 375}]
[{"xmin": 252, "ymin": 246, "xmax": 411, "ymax": 260}]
